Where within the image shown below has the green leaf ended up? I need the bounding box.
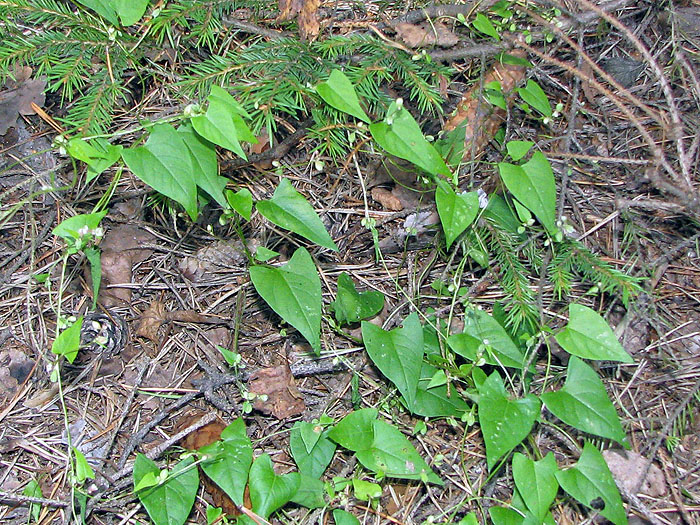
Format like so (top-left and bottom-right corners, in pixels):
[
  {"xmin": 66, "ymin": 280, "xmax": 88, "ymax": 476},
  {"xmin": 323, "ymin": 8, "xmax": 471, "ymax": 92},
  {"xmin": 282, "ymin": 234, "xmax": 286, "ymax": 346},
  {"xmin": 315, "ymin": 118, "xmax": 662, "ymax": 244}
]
[
  {"xmin": 23, "ymin": 479, "xmax": 42, "ymax": 522},
  {"xmin": 51, "ymin": 317, "xmax": 83, "ymax": 364},
  {"xmin": 555, "ymin": 304, "xmax": 633, "ymax": 363},
  {"xmin": 225, "ymin": 188, "xmax": 253, "ymax": 221},
  {"xmin": 199, "ymin": 419, "xmax": 252, "ymax": 506},
  {"xmin": 331, "ymin": 272, "xmax": 384, "ymax": 325},
  {"xmin": 111, "ymin": 0, "xmax": 149, "ymax": 26},
  {"xmin": 541, "ymin": 356, "xmax": 627, "ymax": 443},
  {"xmin": 333, "ymin": 509, "xmax": 360, "ymax": 525},
  {"xmin": 473, "ymin": 13, "xmax": 501, "ymax": 40},
  {"xmin": 435, "ymin": 180, "xmax": 480, "ymax": 249},
  {"xmin": 477, "ymin": 372, "xmax": 540, "ymax": 469},
  {"xmin": 248, "ymin": 454, "xmax": 299, "ymax": 519},
  {"xmin": 192, "ymin": 85, "xmax": 256, "ymax": 160},
  {"xmin": 121, "ymin": 124, "xmax": 199, "ymax": 220},
  {"xmin": 506, "ymin": 140, "xmax": 534, "ymax": 162},
  {"xmin": 206, "ymin": 506, "xmax": 223, "ymax": 524},
  {"xmin": 458, "ymin": 513, "xmax": 479, "ymax": 525},
  {"xmin": 369, "ymin": 101, "xmax": 451, "ymax": 177},
  {"xmin": 290, "ymin": 422, "xmax": 336, "ymax": 478},
  {"xmin": 328, "ymin": 408, "xmax": 377, "ymax": 451},
  {"xmin": 518, "ymin": 80, "xmax": 552, "ymax": 118},
  {"xmin": 352, "ymin": 478, "xmax": 382, "ymax": 501},
  {"xmin": 449, "ymin": 308, "xmax": 527, "ymax": 369},
  {"xmin": 555, "ymin": 442, "xmax": 627, "ymax": 525},
  {"xmin": 254, "ymin": 246, "xmax": 279, "ymax": 262},
  {"xmin": 256, "ymin": 178, "xmax": 338, "ymax": 251},
  {"xmin": 134, "ymin": 455, "xmax": 199, "ymax": 525},
  {"xmin": 74, "ymin": 0, "xmax": 119, "ymax": 25},
  {"xmin": 354, "ymin": 420, "xmax": 442, "ymax": 484},
  {"xmin": 434, "ymin": 121, "xmax": 467, "ymax": 167},
  {"xmin": 498, "ymin": 152, "xmax": 556, "ymax": 232},
  {"xmin": 512, "ymin": 452, "xmax": 559, "ymax": 522},
  {"xmin": 316, "ymin": 69, "xmax": 370, "ymax": 123},
  {"xmin": 53, "ymin": 210, "xmax": 108, "ymax": 243},
  {"xmin": 411, "ymin": 361, "xmax": 470, "ymax": 417},
  {"xmin": 73, "ymin": 448, "xmax": 95, "ymax": 483},
  {"xmin": 483, "ymin": 194, "xmax": 521, "ymax": 234},
  {"xmin": 288, "ymin": 473, "xmax": 326, "ymax": 508},
  {"xmin": 249, "ymin": 247, "xmax": 322, "ymax": 354},
  {"xmin": 66, "ymin": 137, "xmax": 122, "ymax": 182},
  {"xmin": 177, "ymin": 122, "xmax": 227, "ymax": 208},
  {"xmin": 362, "ymin": 312, "xmax": 423, "ymax": 409}
]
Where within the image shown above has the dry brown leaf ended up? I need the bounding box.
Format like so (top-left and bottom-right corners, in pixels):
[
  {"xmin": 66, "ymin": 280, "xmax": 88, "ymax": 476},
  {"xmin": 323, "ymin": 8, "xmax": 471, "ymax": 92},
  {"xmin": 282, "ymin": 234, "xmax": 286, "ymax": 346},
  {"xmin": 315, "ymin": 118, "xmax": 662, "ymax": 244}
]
[
  {"xmin": 298, "ymin": 0, "xmax": 320, "ymax": 41},
  {"xmin": 371, "ymin": 187, "xmax": 403, "ymax": 211},
  {"xmin": 98, "ymin": 224, "xmax": 155, "ymax": 306},
  {"xmin": 0, "ymin": 346, "xmax": 34, "ymax": 410},
  {"xmin": 602, "ymin": 449, "xmax": 667, "ymax": 497},
  {"xmin": 394, "ymin": 22, "xmax": 459, "ymax": 49},
  {"xmin": 180, "ymin": 418, "xmax": 243, "ymax": 516},
  {"xmin": 277, "ymin": 0, "xmax": 319, "ymax": 40},
  {"xmin": 135, "ymin": 301, "xmax": 166, "ymax": 343},
  {"xmin": 277, "ymin": 0, "xmax": 303, "ymax": 20},
  {"xmin": 251, "ymin": 130, "xmax": 273, "ymax": 170},
  {"xmin": 248, "ymin": 365, "xmax": 305, "ymax": 419},
  {"xmin": 179, "ymin": 239, "xmax": 251, "ymax": 282},
  {"xmin": 0, "ymin": 65, "xmax": 46, "ymax": 135},
  {"xmin": 444, "ymin": 50, "xmax": 527, "ymax": 163}
]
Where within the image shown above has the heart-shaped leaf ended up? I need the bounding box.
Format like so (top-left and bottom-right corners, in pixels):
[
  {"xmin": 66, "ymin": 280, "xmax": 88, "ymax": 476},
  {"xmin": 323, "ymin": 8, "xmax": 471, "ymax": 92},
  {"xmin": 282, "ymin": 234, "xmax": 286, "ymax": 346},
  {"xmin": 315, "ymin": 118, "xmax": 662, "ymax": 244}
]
[
  {"xmin": 122, "ymin": 124, "xmax": 198, "ymax": 220},
  {"xmin": 287, "ymin": 472, "xmax": 326, "ymax": 508},
  {"xmin": 192, "ymin": 85, "xmax": 256, "ymax": 159},
  {"xmin": 177, "ymin": 122, "xmax": 227, "ymax": 208},
  {"xmin": 555, "ymin": 442, "xmax": 627, "ymax": 525},
  {"xmin": 354, "ymin": 420, "xmax": 442, "ymax": 485},
  {"xmin": 226, "ymin": 188, "xmax": 253, "ymax": 221},
  {"xmin": 333, "ymin": 509, "xmax": 361, "ymax": 525},
  {"xmin": 66, "ymin": 137, "xmax": 122, "ymax": 182},
  {"xmin": 316, "ymin": 69, "xmax": 370, "ymax": 123},
  {"xmin": 436, "ymin": 181, "xmax": 480, "ymax": 249},
  {"xmin": 555, "ymin": 304, "xmax": 633, "ymax": 363},
  {"xmin": 249, "ymin": 247, "xmax": 322, "ymax": 354},
  {"xmin": 498, "ymin": 152, "xmax": 556, "ymax": 232},
  {"xmin": 256, "ymin": 178, "xmax": 338, "ymax": 251},
  {"xmin": 51, "ymin": 317, "xmax": 83, "ymax": 364},
  {"xmin": 248, "ymin": 454, "xmax": 299, "ymax": 519},
  {"xmin": 448, "ymin": 308, "xmax": 526, "ymax": 369},
  {"xmin": 517, "ymin": 79, "xmax": 552, "ymax": 118},
  {"xmin": 53, "ymin": 210, "xmax": 108, "ymax": 243},
  {"xmin": 477, "ymin": 372, "xmax": 540, "ymax": 469},
  {"xmin": 327, "ymin": 408, "xmax": 376, "ymax": 452},
  {"xmin": 369, "ymin": 101, "xmax": 451, "ymax": 178},
  {"xmin": 199, "ymin": 419, "xmax": 252, "ymax": 506},
  {"xmin": 541, "ymin": 356, "xmax": 627, "ymax": 443},
  {"xmin": 362, "ymin": 312, "xmax": 423, "ymax": 409},
  {"xmin": 290, "ymin": 422, "xmax": 336, "ymax": 478},
  {"xmin": 411, "ymin": 361, "xmax": 470, "ymax": 417},
  {"xmin": 330, "ymin": 272, "xmax": 384, "ymax": 325},
  {"xmin": 134, "ymin": 455, "xmax": 199, "ymax": 525},
  {"xmin": 512, "ymin": 452, "xmax": 559, "ymax": 522}
]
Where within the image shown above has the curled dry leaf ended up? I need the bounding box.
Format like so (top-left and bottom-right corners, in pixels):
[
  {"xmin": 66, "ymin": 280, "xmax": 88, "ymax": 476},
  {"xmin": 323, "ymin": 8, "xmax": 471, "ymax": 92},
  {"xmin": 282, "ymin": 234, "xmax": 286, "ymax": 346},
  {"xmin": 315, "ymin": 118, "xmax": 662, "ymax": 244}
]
[
  {"xmin": 0, "ymin": 346, "xmax": 35, "ymax": 410},
  {"xmin": 394, "ymin": 21, "xmax": 460, "ymax": 49},
  {"xmin": 371, "ymin": 187, "xmax": 403, "ymax": 211},
  {"xmin": 98, "ymin": 224, "xmax": 155, "ymax": 307},
  {"xmin": 136, "ymin": 301, "xmax": 229, "ymax": 343},
  {"xmin": 135, "ymin": 300, "xmax": 167, "ymax": 343},
  {"xmin": 443, "ymin": 50, "xmax": 528, "ymax": 163},
  {"xmin": 179, "ymin": 238, "xmax": 253, "ymax": 282},
  {"xmin": 602, "ymin": 449, "xmax": 667, "ymax": 497},
  {"xmin": 180, "ymin": 418, "xmax": 242, "ymax": 516},
  {"xmin": 248, "ymin": 364, "xmax": 305, "ymax": 419},
  {"xmin": 0, "ymin": 65, "xmax": 46, "ymax": 135},
  {"xmin": 277, "ymin": 0, "xmax": 319, "ymax": 40}
]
